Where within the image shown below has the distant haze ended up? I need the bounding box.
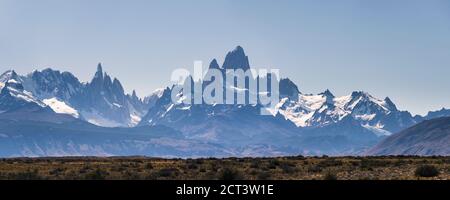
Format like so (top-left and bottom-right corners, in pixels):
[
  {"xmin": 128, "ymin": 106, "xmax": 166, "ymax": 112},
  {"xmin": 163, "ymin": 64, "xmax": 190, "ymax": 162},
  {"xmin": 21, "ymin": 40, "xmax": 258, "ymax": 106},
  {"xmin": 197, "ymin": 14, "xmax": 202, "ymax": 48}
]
[{"xmin": 0, "ymin": 0, "xmax": 449, "ymax": 115}]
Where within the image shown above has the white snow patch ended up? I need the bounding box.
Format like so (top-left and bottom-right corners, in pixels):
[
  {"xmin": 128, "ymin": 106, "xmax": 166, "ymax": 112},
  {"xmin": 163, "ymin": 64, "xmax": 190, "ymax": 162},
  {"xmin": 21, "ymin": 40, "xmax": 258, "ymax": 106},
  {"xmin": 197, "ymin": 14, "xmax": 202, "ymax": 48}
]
[
  {"xmin": 230, "ymin": 86, "xmax": 248, "ymax": 92},
  {"xmin": 334, "ymin": 95, "xmax": 352, "ymax": 108},
  {"xmin": 153, "ymin": 88, "xmax": 166, "ymax": 98},
  {"xmin": 362, "ymin": 124, "xmax": 392, "ymax": 137},
  {"xmin": 179, "ymin": 105, "xmax": 191, "ymax": 110},
  {"xmin": 129, "ymin": 113, "xmax": 141, "ymax": 126},
  {"xmin": 276, "ymin": 98, "xmax": 312, "ymax": 127}
]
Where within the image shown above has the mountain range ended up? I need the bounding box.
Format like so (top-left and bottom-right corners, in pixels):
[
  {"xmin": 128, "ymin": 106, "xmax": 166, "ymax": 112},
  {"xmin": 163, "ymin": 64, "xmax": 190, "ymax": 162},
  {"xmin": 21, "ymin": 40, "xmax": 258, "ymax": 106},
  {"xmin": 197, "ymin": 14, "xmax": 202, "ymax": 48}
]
[
  {"xmin": 0, "ymin": 46, "xmax": 448, "ymax": 157},
  {"xmin": 0, "ymin": 64, "xmax": 155, "ymax": 127}
]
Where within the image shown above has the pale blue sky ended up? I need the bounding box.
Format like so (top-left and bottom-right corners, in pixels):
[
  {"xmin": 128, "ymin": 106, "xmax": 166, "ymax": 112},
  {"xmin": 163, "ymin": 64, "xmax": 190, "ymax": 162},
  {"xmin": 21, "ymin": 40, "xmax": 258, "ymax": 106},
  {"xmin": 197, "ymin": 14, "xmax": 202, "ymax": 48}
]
[{"xmin": 0, "ymin": 0, "xmax": 449, "ymax": 115}]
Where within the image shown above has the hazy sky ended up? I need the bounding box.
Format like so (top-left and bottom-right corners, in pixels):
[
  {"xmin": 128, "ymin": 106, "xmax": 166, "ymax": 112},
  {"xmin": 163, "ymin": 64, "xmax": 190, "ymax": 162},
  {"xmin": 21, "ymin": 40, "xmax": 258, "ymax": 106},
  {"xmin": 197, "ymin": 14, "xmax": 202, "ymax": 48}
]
[{"xmin": 0, "ymin": 0, "xmax": 449, "ymax": 115}]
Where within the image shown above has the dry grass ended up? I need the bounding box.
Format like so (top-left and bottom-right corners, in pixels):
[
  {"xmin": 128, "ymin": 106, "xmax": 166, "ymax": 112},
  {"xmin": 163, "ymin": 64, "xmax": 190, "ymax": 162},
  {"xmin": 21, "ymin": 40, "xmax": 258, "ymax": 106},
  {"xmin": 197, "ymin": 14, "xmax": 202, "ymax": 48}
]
[{"xmin": 0, "ymin": 156, "xmax": 448, "ymax": 180}]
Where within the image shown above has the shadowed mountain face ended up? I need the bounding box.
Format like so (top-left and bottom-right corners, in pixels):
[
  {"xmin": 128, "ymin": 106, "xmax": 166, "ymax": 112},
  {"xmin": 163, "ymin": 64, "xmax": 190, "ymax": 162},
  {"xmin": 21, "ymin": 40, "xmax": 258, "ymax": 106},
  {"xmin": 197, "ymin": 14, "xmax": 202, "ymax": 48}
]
[{"xmin": 368, "ymin": 117, "xmax": 450, "ymax": 156}]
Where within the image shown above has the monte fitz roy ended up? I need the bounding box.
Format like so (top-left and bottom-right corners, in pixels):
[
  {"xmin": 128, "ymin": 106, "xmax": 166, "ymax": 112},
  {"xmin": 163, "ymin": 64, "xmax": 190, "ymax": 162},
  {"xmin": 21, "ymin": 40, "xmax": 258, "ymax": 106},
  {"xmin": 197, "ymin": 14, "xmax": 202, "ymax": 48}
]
[{"xmin": 0, "ymin": 46, "xmax": 448, "ymax": 157}]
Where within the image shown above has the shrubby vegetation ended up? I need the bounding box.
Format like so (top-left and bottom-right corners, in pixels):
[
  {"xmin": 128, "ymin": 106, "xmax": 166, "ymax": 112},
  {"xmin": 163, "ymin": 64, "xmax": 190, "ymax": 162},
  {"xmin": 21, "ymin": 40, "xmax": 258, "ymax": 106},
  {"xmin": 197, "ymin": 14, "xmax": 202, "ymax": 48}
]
[{"xmin": 0, "ymin": 156, "xmax": 448, "ymax": 180}]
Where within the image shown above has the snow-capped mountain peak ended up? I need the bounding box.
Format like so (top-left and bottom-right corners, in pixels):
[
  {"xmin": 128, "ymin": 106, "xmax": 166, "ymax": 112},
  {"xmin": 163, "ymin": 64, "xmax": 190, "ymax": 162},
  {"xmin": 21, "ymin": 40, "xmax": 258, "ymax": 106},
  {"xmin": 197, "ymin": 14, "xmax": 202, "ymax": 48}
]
[
  {"xmin": 209, "ymin": 59, "xmax": 221, "ymax": 69},
  {"xmin": 94, "ymin": 63, "xmax": 103, "ymax": 79},
  {"xmin": 23, "ymin": 68, "xmax": 83, "ymax": 100},
  {"xmin": 0, "ymin": 78, "xmax": 47, "ymax": 111},
  {"xmin": 279, "ymin": 78, "xmax": 301, "ymax": 100}
]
